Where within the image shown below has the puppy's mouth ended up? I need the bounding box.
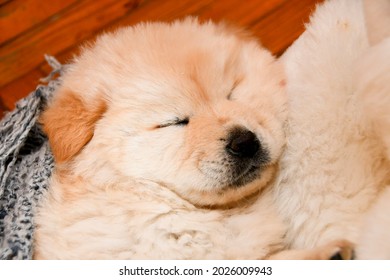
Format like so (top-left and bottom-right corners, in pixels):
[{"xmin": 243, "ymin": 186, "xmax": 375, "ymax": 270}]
[{"xmin": 227, "ymin": 164, "xmax": 262, "ymax": 188}]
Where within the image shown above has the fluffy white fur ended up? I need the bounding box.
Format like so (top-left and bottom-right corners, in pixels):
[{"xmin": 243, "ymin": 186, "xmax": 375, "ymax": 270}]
[
  {"xmin": 34, "ymin": 18, "xmax": 350, "ymax": 259},
  {"xmin": 355, "ymin": 0, "xmax": 390, "ymax": 259},
  {"xmin": 275, "ymin": 0, "xmax": 390, "ymax": 258},
  {"xmin": 357, "ymin": 187, "xmax": 390, "ymax": 259}
]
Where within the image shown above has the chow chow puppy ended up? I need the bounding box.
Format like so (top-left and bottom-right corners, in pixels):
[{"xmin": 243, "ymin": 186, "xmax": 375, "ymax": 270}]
[
  {"xmin": 33, "ymin": 18, "xmax": 349, "ymax": 259},
  {"xmin": 274, "ymin": 0, "xmax": 390, "ymax": 257}
]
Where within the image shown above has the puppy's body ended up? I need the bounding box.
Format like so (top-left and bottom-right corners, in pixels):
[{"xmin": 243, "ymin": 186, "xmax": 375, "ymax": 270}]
[
  {"xmin": 36, "ymin": 176, "xmax": 285, "ymax": 259},
  {"xmin": 275, "ymin": 0, "xmax": 390, "ymax": 252},
  {"xmin": 34, "ymin": 19, "xmax": 292, "ymax": 259}
]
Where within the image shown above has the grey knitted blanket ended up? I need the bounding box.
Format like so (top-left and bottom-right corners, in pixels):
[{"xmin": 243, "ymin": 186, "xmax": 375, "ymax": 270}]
[{"xmin": 0, "ymin": 56, "xmax": 61, "ymax": 259}]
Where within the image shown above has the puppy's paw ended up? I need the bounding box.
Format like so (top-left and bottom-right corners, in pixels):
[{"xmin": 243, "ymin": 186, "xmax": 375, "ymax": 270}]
[
  {"xmin": 322, "ymin": 239, "xmax": 355, "ymax": 260},
  {"xmin": 267, "ymin": 239, "xmax": 355, "ymax": 260}
]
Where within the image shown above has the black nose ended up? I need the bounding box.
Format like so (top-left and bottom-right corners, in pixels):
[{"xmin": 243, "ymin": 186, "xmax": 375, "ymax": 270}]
[{"xmin": 226, "ymin": 128, "xmax": 260, "ymax": 158}]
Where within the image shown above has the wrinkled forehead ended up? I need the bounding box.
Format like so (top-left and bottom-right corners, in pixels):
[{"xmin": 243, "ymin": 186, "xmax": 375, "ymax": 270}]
[
  {"xmin": 87, "ymin": 21, "xmax": 260, "ymax": 110},
  {"xmin": 114, "ymin": 41, "xmax": 245, "ymax": 108}
]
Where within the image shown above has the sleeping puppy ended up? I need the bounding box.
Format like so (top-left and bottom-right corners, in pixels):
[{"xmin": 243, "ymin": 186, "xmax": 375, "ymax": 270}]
[{"xmin": 33, "ymin": 18, "xmax": 349, "ymax": 259}]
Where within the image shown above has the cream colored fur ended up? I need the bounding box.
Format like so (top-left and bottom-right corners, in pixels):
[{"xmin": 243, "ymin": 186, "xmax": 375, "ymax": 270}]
[
  {"xmin": 275, "ymin": 0, "xmax": 390, "ymax": 258},
  {"xmin": 355, "ymin": 0, "xmax": 390, "ymax": 259},
  {"xmin": 34, "ymin": 18, "xmax": 349, "ymax": 259}
]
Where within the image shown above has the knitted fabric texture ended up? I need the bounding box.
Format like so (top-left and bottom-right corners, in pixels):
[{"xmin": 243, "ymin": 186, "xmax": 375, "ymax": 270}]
[{"xmin": 0, "ymin": 56, "xmax": 61, "ymax": 259}]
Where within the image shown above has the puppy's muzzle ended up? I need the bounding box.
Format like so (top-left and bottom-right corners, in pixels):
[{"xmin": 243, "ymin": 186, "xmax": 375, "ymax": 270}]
[
  {"xmin": 226, "ymin": 128, "xmax": 260, "ymax": 159},
  {"xmin": 224, "ymin": 127, "xmax": 270, "ymax": 187}
]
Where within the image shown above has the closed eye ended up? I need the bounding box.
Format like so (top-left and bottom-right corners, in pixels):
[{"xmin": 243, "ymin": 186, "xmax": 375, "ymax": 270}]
[
  {"xmin": 157, "ymin": 117, "xmax": 189, "ymax": 128},
  {"xmin": 227, "ymin": 77, "xmax": 243, "ymax": 100},
  {"xmin": 227, "ymin": 90, "xmax": 234, "ymax": 100}
]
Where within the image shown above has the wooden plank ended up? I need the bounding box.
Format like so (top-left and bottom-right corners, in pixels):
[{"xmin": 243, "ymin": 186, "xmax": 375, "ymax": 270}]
[
  {"xmin": 251, "ymin": 0, "xmax": 322, "ymax": 56},
  {"xmin": 0, "ymin": 0, "xmax": 11, "ymax": 6},
  {"xmin": 0, "ymin": 0, "xmax": 143, "ymax": 88},
  {"xmin": 197, "ymin": 0, "xmax": 285, "ymax": 26},
  {"xmin": 99, "ymin": 0, "xmax": 214, "ymax": 28},
  {"xmin": 0, "ymin": 0, "xmax": 78, "ymax": 44}
]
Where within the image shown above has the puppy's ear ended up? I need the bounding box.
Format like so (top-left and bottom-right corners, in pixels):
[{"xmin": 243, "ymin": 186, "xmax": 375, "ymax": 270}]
[{"xmin": 41, "ymin": 89, "xmax": 107, "ymax": 163}]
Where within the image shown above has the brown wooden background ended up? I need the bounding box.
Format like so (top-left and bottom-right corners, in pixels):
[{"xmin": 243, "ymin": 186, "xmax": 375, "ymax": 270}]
[{"xmin": 0, "ymin": 0, "xmax": 322, "ymax": 118}]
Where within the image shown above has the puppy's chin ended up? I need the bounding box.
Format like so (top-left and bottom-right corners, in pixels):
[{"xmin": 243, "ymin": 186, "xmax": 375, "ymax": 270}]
[{"xmin": 177, "ymin": 164, "xmax": 277, "ymax": 208}]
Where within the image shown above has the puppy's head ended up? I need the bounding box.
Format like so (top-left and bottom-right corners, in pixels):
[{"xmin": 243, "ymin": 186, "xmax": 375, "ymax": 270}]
[{"xmin": 42, "ymin": 18, "xmax": 287, "ymax": 206}]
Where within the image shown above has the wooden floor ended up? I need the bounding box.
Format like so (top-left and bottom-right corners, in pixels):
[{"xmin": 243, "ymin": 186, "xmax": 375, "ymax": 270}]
[{"xmin": 0, "ymin": 0, "xmax": 322, "ymax": 118}]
